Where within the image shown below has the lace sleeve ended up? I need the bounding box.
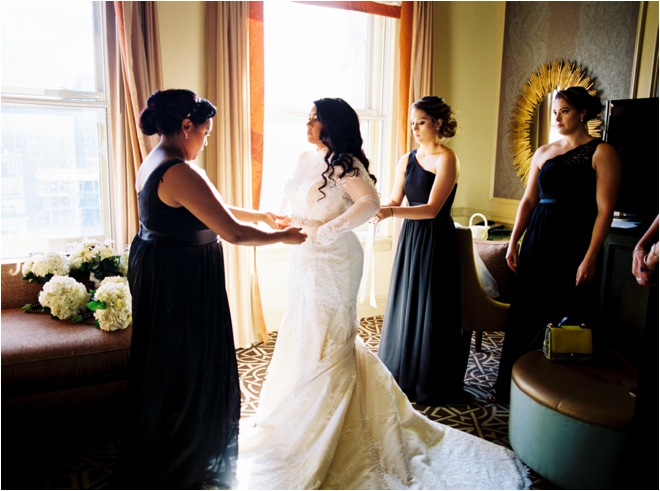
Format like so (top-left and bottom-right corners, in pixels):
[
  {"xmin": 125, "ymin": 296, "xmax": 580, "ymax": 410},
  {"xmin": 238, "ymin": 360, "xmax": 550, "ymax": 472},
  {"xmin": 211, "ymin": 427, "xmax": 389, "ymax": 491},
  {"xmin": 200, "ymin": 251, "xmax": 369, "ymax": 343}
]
[{"xmin": 315, "ymin": 163, "xmax": 380, "ymax": 246}]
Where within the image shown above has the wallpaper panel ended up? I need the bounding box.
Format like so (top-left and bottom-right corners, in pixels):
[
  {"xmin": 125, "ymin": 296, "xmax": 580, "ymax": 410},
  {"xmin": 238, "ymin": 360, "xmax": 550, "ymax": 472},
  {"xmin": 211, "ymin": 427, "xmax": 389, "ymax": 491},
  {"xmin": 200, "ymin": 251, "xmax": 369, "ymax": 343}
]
[{"xmin": 494, "ymin": 1, "xmax": 640, "ymax": 199}]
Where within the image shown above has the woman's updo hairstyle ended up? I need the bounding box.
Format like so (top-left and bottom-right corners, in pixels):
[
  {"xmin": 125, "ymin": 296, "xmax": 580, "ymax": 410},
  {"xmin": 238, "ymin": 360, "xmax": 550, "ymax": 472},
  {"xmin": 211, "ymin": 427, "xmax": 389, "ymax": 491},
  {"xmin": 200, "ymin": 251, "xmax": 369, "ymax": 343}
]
[
  {"xmin": 555, "ymin": 86, "xmax": 602, "ymax": 122},
  {"xmin": 139, "ymin": 89, "xmax": 217, "ymax": 136},
  {"xmin": 411, "ymin": 96, "xmax": 457, "ymax": 139}
]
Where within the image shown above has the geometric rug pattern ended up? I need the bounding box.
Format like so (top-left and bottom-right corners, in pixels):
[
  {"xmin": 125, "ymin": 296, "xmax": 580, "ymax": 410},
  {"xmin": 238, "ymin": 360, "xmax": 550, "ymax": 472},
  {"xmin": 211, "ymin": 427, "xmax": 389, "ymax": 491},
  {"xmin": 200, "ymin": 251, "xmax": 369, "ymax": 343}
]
[{"xmin": 32, "ymin": 316, "xmax": 556, "ymax": 489}]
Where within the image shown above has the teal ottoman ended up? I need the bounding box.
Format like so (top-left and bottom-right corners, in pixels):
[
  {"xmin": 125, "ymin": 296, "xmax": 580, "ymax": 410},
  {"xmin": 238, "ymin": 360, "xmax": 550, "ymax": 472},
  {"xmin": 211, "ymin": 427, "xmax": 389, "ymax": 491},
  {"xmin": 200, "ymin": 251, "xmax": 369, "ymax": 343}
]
[{"xmin": 509, "ymin": 350, "xmax": 637, "ymax": 489}]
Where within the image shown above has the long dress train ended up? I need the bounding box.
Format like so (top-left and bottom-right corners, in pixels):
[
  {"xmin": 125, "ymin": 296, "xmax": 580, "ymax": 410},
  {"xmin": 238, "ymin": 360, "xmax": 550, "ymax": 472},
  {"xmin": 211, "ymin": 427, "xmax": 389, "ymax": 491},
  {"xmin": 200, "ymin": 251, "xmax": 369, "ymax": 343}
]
[{"xmin": 237, "ymin": 149, "xmax": 529, "ymax": 489}]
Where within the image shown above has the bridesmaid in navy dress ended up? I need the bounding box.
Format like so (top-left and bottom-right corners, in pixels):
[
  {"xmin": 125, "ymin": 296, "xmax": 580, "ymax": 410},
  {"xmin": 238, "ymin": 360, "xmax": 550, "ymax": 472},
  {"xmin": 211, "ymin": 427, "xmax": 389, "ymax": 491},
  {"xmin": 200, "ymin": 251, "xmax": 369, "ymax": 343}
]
[
  {"xmin": 112, "ymin": 89, "xmax": 306, "ymax": 489},
  {"xmin": 487, "ymin": 87, "xmax": 621, "ymax": 403},
  {"xmin": 374, "ymin": 96, "xmax": 471, "ymax": 406}
]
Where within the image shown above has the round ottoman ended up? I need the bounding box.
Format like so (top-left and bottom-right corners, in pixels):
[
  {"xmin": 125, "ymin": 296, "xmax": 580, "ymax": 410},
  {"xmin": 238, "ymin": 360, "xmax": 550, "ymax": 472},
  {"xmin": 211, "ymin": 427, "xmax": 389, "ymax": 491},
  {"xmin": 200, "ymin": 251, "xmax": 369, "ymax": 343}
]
[{"xmin": 509, "ymin": 350, "xmax": 637, "ymax": 489}]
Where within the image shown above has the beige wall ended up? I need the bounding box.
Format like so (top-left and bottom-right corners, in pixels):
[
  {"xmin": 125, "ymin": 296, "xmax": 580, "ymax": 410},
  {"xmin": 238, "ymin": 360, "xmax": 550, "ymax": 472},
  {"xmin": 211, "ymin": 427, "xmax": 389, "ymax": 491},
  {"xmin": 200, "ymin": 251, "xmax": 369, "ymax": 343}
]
[
  {"xmin": 431, "ymin": 2, "xmax": 519, "ymax": 227},
  {"xmin": 157, "ymin": 1, "xmax": 208, "ymax": 168}
]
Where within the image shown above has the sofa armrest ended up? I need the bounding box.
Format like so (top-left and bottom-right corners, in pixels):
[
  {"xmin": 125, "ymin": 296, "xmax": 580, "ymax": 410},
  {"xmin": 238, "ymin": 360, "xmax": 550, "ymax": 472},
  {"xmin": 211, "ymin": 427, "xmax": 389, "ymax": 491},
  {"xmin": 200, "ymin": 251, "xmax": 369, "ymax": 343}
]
[{"xmin": 2, "ymin": 263, "xmax": 43, "ymax": 309}]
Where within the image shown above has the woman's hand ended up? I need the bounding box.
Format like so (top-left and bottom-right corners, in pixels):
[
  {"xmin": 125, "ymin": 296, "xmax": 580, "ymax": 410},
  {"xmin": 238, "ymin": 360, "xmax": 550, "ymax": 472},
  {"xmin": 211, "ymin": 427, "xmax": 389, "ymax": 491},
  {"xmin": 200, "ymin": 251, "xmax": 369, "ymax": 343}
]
[
  {"xmin": 280, "ymin": 227, "xmax": 307, "ymax": 245},
  {"xmin": 263, "ymin": 212, "xmax": 288, "ymax": 230},
  {"xmin": 576, "ymin": 256, "xmax": 597, "ymax": 286},
  {"xmin": 505, "ymin": 242, "xmax": 519, "ymax": 273},
  {"xmin": 633, "ymin": 246, "xmax": 659, "ymax": 286},
  {"xmin": 275, "ymin": 215, "xmax": 292, "ymax": 229},
  {"xmin": 369, "ymin": 207, "xmax": 392, "ymax": 224}
]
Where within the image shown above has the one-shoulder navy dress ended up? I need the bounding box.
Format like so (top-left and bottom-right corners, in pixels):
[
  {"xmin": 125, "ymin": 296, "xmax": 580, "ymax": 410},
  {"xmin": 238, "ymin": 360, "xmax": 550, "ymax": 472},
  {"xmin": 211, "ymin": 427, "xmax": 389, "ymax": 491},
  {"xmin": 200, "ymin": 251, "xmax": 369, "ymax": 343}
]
[
  {"xmin": 494, "ymin": 139, "xmax": 603, "ymax": 397},
  {"xmin": 113, "ymin": 159, "xmax": 239, "ymax": 489},
  {"xmin": 378, "ymin": 150, "xmax": 470, "ymax": 405}
]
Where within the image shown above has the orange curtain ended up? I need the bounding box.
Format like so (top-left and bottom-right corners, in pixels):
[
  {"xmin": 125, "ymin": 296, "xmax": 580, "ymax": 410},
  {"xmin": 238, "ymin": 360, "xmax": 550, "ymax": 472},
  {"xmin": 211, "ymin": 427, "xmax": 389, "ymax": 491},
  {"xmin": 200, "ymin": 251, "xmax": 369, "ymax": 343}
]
[
  {"xmin": 248, "ymin": 2, "xmax": 269, "ymax": 344},
  {"xmin": 206, "ymin": 2, "xmax": 270, "ymax": 348},
  {"xmin": 249, "ymin": 3, "xmax": 265, "ymax": 212},
  {"xmin": 107, "ymin": 2, "xmax": 163, "ymax": 251},
  {"xmin": 397, "ymin": 1, "xmax": 414, "ymax": 157}
]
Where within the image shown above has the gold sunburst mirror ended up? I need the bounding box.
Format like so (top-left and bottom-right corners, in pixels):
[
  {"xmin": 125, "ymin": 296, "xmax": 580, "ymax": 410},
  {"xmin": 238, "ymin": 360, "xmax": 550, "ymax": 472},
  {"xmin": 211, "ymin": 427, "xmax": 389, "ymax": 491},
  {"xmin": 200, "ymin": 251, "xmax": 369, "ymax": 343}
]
[{"xmin": 508, "ymin": 60, "xmax": 602, "ymax": 185}]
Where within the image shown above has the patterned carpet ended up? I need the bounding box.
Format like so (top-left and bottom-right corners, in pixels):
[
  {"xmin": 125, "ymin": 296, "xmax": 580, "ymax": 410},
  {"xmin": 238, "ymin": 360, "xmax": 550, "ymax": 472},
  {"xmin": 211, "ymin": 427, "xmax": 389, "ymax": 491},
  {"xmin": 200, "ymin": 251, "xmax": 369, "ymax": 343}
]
[{"xmin": 27, "ymin": 316, "xmax": 557, "ymax": 490}]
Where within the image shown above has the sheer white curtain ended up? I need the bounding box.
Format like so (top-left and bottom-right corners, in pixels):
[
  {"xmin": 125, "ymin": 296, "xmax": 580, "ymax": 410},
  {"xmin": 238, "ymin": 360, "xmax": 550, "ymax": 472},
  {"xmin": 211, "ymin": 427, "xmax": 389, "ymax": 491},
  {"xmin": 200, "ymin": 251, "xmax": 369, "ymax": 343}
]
[{"xmin": 205, "ymin": 2, "xmax": 262, "ymax": 348}]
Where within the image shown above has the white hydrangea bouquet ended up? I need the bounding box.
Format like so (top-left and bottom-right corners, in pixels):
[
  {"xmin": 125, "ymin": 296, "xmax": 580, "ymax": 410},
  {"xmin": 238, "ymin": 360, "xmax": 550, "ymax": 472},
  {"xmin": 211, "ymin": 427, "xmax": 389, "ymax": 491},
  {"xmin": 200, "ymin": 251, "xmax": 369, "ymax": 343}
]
[
  {"xmin": 85, "ymin": 276, "xmax": 133, "ymax": 331},
  {"xmin": 22, "ymin": 239, "xmax": 131, "ymax": 331},
  {"xmin": 21, "ymin": 251, "xmax": 71, "ymax": 284},
  {"xmin": 68, "ymin": 238, "xmax": 125, "ymax": 287},
  {"xmin": 37, "ymin": 275, "xmax": 90, "ymax": 320}
]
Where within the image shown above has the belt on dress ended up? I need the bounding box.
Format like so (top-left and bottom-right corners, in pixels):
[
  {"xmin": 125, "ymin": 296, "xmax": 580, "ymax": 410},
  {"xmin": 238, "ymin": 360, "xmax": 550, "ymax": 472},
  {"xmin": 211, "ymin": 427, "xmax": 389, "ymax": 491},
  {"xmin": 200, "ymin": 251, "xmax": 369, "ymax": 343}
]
[
  {"xmin": 539, "ymin": 199, "xmax": 558, "ymax": 204},
  {"xmin": 291, "ymin": 215, "xmax": 324, "ymax": 230},
  {"xmin": 138, "ymin": 224, "xmax": 218, "ymax": 245}
]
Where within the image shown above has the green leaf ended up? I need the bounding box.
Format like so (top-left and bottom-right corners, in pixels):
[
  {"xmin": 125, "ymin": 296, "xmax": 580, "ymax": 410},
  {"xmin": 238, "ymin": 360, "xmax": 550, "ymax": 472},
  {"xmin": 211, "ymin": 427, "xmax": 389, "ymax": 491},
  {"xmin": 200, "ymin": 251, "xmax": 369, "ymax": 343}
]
[{"xmin": 87, "ymin": 300, "xmax": 107, "ymax": 311}]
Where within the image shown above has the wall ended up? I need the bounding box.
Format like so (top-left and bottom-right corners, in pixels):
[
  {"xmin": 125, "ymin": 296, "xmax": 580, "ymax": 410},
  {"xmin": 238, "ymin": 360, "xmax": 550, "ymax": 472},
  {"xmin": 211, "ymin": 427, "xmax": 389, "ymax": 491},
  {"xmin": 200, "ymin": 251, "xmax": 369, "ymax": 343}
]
[
  {"xmin": 431, "ymin": 2, "xmax": 518, "ymax": 226},
  {"xmin": 157, "ymin": 1, "xmax": 208, "ymax": 169}
]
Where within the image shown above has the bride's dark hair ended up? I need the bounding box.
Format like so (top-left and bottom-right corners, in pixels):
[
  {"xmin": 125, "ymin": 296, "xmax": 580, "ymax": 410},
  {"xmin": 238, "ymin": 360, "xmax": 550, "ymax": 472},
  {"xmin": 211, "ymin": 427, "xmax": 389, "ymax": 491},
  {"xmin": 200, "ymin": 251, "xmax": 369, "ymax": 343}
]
[{"xmin": 314, "ymin": 98, "xmax": 377, "ymax": 199}]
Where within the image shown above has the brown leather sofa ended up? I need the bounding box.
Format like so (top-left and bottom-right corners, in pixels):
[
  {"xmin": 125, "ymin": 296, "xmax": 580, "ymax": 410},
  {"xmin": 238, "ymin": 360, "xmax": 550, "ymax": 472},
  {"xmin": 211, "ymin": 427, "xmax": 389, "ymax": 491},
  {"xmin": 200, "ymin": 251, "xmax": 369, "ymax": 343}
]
[{"xmin": 1, "ymin": 262, "xmax": 131, "ymax": 423}]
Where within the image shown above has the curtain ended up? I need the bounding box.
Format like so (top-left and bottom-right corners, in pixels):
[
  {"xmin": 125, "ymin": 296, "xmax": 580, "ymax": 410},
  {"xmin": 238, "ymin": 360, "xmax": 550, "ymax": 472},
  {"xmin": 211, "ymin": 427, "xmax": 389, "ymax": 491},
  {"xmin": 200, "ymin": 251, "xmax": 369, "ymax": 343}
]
[
  {"xmin": 206, "ymin": 2, "xmax": 264, "ymax": 348},
  {"xmin": 107, "ymin": 2, "xmax": 163, "ymax": 252},
  {"xmin": 394, "ymin": 1, "xmax": 434, "ymax": 251},
  {"xmin": 248, "ymin": 3, "xmax": 269, "ymax": 345},
  {"xmin": 295, "ymin": 1, "xmax": 401, "ymax": 18},
  {"xmin": 397, "ymin": 1, "xmax": 434, "ymax": 156}
]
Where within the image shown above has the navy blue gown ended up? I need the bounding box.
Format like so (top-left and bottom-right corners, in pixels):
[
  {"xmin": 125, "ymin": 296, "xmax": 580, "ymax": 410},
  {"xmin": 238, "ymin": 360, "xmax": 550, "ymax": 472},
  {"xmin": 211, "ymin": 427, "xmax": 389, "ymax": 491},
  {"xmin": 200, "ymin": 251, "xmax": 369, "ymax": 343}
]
[
  {"xmin": 494, "ymin": 139, "xmax": 603, "ymax": 397},
  {"xmin": 113, "ymin": 159, "xmax": 240, "ymax": 489},
  {"xmin": 378, "ymin": 150, "xmax": 470, "ymax": 405}
]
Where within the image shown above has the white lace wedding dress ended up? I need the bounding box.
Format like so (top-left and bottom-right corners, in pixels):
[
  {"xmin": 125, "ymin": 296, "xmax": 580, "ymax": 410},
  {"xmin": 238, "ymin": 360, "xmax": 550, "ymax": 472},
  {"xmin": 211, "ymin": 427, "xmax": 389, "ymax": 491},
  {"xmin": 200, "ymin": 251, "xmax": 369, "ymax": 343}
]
[{"xmin": 237, "ymin": 149, "xmax": 530, "ymax": 490}]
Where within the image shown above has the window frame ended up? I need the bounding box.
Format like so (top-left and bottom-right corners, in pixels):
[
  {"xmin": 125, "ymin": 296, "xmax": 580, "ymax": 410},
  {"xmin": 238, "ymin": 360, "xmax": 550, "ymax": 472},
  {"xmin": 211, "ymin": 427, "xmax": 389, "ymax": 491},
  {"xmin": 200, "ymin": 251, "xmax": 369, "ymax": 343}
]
[
  {"xmin": 1, "ymin": 2, "xmax": 112, "ymax": 260},
  {"xmin": 260, "ymin": 6, "xmax": 398, "ymax": 241}
]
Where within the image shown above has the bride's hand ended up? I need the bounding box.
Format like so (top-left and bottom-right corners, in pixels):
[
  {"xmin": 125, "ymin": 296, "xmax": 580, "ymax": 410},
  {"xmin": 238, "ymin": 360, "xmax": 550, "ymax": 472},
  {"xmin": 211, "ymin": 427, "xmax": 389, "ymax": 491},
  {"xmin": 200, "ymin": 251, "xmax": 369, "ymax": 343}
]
[
  {"xmin": 369, "ymin": 207, "xmax": 391, "ymax": 224},
  {"xmin": 264, "ymin": 212, "xmax": 289, "ymax": 230},
  {"xmin": 274, "ymin": 215, "xmax": 292, "ymax": 230}
]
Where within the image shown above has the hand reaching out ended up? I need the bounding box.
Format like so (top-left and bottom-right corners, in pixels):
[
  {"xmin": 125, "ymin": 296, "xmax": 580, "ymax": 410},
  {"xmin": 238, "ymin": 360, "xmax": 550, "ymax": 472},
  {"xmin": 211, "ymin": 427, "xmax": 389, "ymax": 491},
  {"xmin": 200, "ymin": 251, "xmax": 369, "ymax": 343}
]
[
  {"xmin": 264, "ymin": 212, "xmax": 289, "ymax": 230},
  {"xmin": 275, "ymin": 215, "xmax": 292, "ymax": 229},
  {"xmin": 369, "ymin": 207, "xmax": 392, "ymax": 224}
]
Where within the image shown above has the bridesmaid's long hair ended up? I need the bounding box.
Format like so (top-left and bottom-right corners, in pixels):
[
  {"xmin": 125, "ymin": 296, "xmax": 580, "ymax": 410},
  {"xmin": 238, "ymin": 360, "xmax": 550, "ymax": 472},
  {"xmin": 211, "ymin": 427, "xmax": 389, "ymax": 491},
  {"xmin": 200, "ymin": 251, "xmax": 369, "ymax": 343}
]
[{"xmin": 314, "ymin": 98, "xmax": 377, "ymax": 199}]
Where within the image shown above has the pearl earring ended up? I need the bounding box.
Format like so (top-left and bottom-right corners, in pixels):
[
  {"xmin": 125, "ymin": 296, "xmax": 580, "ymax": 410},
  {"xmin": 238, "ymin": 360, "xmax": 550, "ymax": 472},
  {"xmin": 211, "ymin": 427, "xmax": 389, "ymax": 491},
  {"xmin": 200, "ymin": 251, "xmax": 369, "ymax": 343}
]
[{"xmin": 185, "ymin": 133, "xmax": 188, "ymax": 139}]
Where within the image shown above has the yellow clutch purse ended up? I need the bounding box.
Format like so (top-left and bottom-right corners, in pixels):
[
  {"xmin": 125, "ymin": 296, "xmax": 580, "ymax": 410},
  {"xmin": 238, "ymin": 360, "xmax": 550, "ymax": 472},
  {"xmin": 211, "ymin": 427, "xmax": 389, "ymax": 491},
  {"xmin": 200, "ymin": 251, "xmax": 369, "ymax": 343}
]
[{"xmin": 542, "ymin": 322, "xmax": 593, "ymax": 362}]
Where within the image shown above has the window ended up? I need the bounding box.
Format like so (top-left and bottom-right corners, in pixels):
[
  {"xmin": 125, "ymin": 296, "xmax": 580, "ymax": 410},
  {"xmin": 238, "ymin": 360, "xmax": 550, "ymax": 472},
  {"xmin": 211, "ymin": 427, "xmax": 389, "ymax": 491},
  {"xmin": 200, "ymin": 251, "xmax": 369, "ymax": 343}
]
[
  {"xmin": 261, "ymin": 2, "xmax": 397, "ymax": 225},
  {"xmin": 1, "ymin": 1, "xmax": 110, "ymax": 259}
]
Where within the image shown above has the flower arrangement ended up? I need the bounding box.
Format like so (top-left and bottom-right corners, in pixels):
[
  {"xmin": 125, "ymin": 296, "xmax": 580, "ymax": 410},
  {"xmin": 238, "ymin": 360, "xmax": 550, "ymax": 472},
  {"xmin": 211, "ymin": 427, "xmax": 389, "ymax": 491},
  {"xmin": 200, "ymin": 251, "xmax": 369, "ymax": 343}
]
[
  {"xmin": 68, "ymin": 238, "xmax": 124, "ymax": 285},
  {"xmin": 86, "ymin": 276, "xmax": 133, "ymax": 331},
  {"xmin": 36, "ymin": 275, "xmax": 90, "ymax": 320},
  {"xmin": 21, "ymin": 251, "xmax": 71, "ymax": 284},
  {"xmin": 22, "ymin": 239, "xmax": 131, "ymax": 332}
]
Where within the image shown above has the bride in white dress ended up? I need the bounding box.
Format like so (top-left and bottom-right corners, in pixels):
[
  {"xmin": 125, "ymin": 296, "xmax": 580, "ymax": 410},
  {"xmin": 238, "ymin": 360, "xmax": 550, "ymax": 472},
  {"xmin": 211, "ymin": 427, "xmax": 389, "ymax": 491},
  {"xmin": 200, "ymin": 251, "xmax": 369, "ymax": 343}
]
[{"xmin": 237, "ymin": 98, "xmax": 529, "ymax": 490}]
